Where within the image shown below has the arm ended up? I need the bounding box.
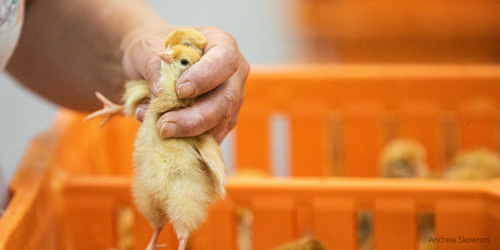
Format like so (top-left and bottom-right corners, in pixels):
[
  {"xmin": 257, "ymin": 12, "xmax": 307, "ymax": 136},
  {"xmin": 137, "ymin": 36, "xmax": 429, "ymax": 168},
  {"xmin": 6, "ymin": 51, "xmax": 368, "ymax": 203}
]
[
  {"xmin": 7, "ymin": 0, "xmax": 169, "ymax": 111},
  {"xmin": 8, "ymin": 0, "xmax": 249, "ymax": 143}
]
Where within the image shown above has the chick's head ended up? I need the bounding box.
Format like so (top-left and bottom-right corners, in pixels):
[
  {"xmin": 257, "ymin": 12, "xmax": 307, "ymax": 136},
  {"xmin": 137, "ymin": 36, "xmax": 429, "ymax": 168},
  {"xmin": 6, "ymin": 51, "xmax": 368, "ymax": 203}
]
[
  {"xmin": 380, "ymin": 139, "xmax": 429, "ymax": 178},
  {"xmin": 164, "ymin": 28, "xmax": 207, "ymax": 55},
  {"xmin": 159, "ymin": 44, "xmax": 202, "ymax": 79}
]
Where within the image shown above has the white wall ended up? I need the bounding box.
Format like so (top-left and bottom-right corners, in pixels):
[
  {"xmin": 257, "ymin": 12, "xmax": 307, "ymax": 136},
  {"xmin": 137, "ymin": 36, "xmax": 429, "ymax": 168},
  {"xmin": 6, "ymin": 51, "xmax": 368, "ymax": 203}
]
[
  {"xmin": 0, "ymin": 74, "xmax": 57, "ymax": 184},
  {"xmin": 148, "ymin": 0, "xmax": 296, "ymax": 64},
  {"xmin": 0, "ymin": 0, "xmax": 297, "ymax": 187}
]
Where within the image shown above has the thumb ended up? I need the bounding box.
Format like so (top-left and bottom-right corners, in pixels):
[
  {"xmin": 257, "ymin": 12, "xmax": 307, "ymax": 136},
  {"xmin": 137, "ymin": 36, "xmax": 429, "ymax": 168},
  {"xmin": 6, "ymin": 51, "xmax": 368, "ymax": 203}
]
[
  {"xmin": 143, "ymin": 55, "xmax": 163, "ymax": 96},
  {"xmin": 123, "ymin": 35, "xmax": 166, "ymax": 96}
]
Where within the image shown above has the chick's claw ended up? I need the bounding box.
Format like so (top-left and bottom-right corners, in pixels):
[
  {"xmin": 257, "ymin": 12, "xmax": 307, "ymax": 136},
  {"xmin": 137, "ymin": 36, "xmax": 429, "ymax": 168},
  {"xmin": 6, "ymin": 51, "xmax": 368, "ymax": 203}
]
[
  {"xmin": 145, "ymin": 226, "xmax": 165, "ymax": 250},
  {"xmin": 84, "ymin": 91, "xmax": 124, "ymax": 127}
]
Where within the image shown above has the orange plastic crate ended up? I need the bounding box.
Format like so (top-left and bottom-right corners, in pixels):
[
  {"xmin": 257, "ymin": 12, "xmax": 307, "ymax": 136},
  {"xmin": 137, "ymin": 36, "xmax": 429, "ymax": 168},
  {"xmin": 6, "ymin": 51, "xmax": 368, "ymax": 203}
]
[
  {"xmin": 292, "ymin": 0, "xmax": 500, "ymax": 63},
  {"xmin": 1, "ymin": 65, "xmax": 500, "ymax": 250}
]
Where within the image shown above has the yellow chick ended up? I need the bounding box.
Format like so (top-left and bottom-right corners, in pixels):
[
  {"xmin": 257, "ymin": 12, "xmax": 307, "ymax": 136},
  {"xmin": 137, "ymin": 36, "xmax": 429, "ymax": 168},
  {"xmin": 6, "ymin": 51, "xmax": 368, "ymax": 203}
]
[
  {"xmin": 380, "ymin": 139, "xmax": 429, "ymax": 178},
  {"xmin": 446, "ymin": 149, "xmax": 500, "ymax": 180},
  {"xmin": 162, "ymin": 28, "xmax": 207, "ymax": 56},
  {"xmin": 85, "ymin": 28, "xmax": 226, "ymax": 250},
  {"xmin": 379, "ymin": 140, "xmax": 436, "ymax": 250}
]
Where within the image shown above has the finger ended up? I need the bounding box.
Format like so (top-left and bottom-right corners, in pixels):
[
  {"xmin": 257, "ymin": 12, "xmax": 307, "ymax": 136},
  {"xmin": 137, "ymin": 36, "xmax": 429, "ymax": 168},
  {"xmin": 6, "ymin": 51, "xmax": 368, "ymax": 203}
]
[
  {"xmin": 207, "ymin": 61, "xmax": 248, "ymax": 143},
  {"xmin": 134, "ymin": 103, "xmax": 149, "ymax": 122},
  {"xmin": 123, "ymin": 36, "xmax": 165, "ymax": 96},
  {"xmin": 207, "ymin": 118, "xmax": 236, "ymax": 144},
  {"xmin": 176, "ymin": 32, "xmax": 240, "ymax": 99},
  {"xmin": 144, "ymin": 57, "xmax": 163, "ymax": 96},
  {"xmin": 156, "ymin": 77, "xmax": 243, "ymax": 138}
]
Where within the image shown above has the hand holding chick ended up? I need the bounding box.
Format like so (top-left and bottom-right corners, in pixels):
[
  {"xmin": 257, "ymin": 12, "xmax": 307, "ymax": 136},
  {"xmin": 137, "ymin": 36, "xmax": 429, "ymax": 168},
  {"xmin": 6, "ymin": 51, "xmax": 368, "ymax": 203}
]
[{"xmin": 122, "ymin": 26, "xmax": 249, "ymax": 143}]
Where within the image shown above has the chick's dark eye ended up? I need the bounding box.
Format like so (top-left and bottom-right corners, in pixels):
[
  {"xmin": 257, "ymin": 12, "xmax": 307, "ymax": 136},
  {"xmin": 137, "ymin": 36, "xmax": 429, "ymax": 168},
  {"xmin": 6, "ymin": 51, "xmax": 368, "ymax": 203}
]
[{"xmin": 180, "ymin": 59, "xmax": 189, "ymax": 66}]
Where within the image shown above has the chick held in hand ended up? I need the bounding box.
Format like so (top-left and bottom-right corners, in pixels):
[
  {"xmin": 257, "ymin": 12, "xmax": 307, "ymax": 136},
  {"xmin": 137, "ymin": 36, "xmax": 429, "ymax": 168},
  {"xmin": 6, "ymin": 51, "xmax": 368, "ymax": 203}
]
[{"xmin": 85, "ymin": 28, "xmax": 226, "ymax": 250}]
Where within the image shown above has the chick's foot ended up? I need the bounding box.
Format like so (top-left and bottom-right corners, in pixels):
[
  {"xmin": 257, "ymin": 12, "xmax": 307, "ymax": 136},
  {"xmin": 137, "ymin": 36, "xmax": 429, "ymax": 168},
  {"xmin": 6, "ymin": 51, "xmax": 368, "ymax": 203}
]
[{"xmin": 84, "ymin": 91, "xmax": 124, "ymax": 127}]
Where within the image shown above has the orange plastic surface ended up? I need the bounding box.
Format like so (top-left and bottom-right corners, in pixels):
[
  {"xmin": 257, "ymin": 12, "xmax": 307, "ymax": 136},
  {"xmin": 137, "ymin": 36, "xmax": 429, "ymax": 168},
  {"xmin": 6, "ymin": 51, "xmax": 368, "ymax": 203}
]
[
  {"xmin": 293, "ymin": 0, "xmax": 500, "ymax": 63},
  {"xmin": 1, "ymin": 65, "xmax": 500, "ymax": 250}
]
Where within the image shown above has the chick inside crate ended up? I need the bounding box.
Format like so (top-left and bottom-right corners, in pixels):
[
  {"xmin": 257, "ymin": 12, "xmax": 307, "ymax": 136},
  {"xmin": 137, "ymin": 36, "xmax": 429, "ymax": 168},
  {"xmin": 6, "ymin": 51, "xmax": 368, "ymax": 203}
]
[{"xmin": 2, "ymin": 65, "xmax": 500, "ymax": 250}]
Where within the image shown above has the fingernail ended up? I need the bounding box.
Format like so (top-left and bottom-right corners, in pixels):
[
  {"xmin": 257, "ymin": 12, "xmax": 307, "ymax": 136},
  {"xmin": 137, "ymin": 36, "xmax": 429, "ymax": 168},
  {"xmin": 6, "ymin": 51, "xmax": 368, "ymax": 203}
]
[
  {"xmin": 135, "ymin": 107, "xmax": 146, "ymax": 121},
  {"xmin": 177, "ymin": 81, "xmax": 195, "ymax": 98},
  {"xmin": 155, "ymin": 79, "xmax": 163, "ymax": 95},
  {"xmin": 160, "ymin": 122, "xmax": 178, "ymax": 138}
]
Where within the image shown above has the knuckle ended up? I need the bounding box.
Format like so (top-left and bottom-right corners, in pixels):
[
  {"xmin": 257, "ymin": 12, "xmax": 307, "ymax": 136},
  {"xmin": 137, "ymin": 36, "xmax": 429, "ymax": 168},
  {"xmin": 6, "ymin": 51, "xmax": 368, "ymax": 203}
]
[
  {"xmin": 180, "ymin": 107, "xmax": 207, "ymax": 137},
  {"xmin": 227, "ymin": 116, "xmax": 238, "ymax": 132},
  {"xmin": 212, "ymin": 28, "xmax": 236, "ymax": 44},
  {"xmin": 224, "ymin": 47, "xmax": 240, "ymax": 70},
  {"xmin": 211, "ymin": 34, "xmax": 239, "ymax": 72},
  {"xmin": 145, "ymin": 57, "xmax": 161, "ymax": 76},
  {"xmin": 208, "ymin": 121, "xmax": 229, "ymax": 144},
  {"xmin": 209, "ymin": 124, "xmax": 225, "ymax": 139},
  {"xmin": 221, "ymin": 29, "xmax": 236, "ymax": 41},
  {"xmin": 144, "ymin": 62, "xmax": 161, "ymax": 93},
  {"xmin": 220, "ymin": 91, "xmax": 239, "ymax": 119},
  {"xmin": 240, "ymin": 59, "xmax": 250, "ymax": 77},
  {"xmin": 138, "ymin": 37, "xmax": 156, "ymax": 47}
]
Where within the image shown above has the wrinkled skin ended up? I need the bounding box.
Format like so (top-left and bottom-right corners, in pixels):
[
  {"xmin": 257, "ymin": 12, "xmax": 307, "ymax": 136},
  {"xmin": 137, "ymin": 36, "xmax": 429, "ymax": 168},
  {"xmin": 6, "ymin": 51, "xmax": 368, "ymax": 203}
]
[{"xmin": 124, "ymin": 26, "xmax": 249, "ymax": 143}]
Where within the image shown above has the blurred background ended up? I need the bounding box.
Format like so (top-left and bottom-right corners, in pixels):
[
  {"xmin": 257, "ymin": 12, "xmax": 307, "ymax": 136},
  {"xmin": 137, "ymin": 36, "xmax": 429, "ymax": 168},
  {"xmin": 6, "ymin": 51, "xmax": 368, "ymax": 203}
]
[{"xmin": 2, "ymin": 0, "xmax": 500, "ymax": 184}]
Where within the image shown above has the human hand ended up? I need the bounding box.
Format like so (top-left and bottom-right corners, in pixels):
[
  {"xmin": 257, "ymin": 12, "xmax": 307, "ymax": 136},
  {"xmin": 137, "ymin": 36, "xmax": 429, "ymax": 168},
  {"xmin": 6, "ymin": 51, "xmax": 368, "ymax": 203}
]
[{"xmin": 122, "ymin": 25, "xmax": 249, "ymax": 143}]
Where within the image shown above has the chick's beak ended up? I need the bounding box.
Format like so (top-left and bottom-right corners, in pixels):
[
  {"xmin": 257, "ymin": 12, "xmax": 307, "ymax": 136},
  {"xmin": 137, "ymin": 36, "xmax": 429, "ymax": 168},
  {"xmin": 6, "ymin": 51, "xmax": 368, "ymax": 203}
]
[{"xmin": 159, "ymin": 50, "xmax": 173, "ymax": 64}]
